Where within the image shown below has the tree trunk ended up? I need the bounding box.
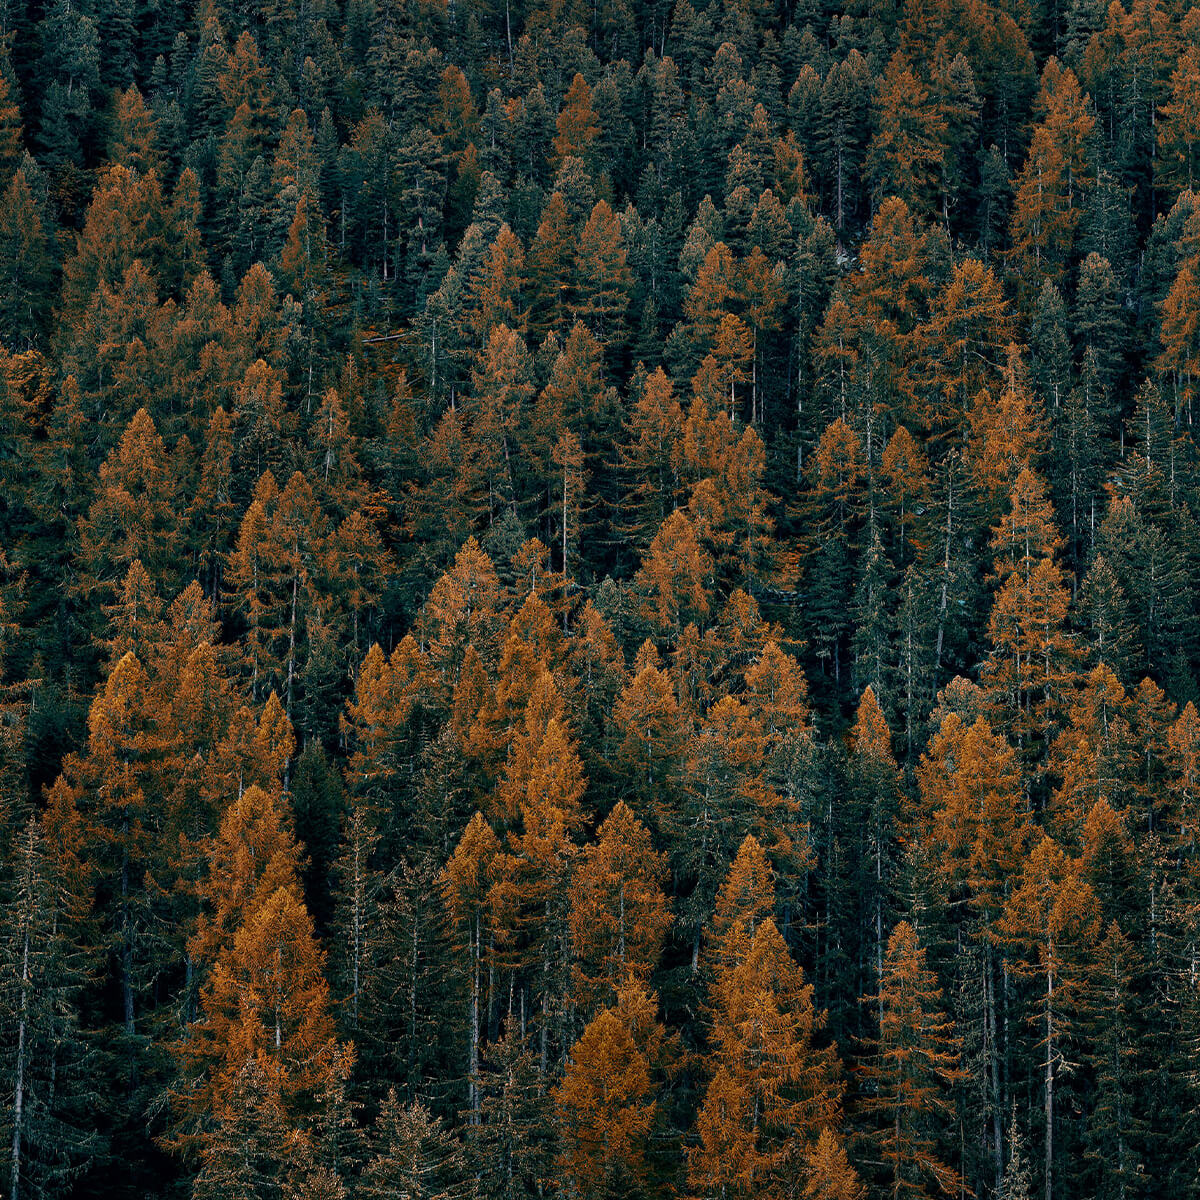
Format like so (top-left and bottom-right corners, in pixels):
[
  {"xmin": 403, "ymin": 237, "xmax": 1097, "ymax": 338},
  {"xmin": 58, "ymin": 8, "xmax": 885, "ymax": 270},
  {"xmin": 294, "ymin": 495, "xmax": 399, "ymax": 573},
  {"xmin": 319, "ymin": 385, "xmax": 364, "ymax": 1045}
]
[
  {"xmin": 1044, "ymin": 959, "xmax": 1055, "ymax": 1200},
  {"xmin": 9, "ymin": 924, "xmax": 29, "ymax": 1200}
]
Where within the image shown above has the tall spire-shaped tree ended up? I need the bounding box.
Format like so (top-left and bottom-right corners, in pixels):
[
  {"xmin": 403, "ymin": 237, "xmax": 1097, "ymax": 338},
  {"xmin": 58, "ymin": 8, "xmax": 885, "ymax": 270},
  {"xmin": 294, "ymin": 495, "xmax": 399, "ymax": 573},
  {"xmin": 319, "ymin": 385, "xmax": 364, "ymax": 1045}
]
[{"xmin": 857, "ymin": 921, "xmax": 965, "ymax": 1200}]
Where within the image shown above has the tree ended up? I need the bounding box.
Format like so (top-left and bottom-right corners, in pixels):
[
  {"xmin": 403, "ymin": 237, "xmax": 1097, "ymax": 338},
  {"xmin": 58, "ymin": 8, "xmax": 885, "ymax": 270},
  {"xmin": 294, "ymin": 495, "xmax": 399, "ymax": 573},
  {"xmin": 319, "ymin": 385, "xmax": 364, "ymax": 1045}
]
[
  {"xmin": 55, "ymin": 651, "xmax": 165, "ymax": 1101},
  {"xmin": 816, "ymin": 54, "xmax": 871, "ymax": 232},
  {"xmin": 225, "ymin": 471, "xmax": 327, "ymax": 713},
  {"xmin": 706, "ymin": 833, "xmax": 775, "ymax": 980},
  {"xmin": 617, "ymin": 367, "xmax": 683, "ymax": 555},
  {"xmin": 0, "ymin": 815, "xmax": 100, "ymax": 1200},
  {"xmin": 857, "ymin": 921, "xmax": 965, "ymax": 1200},
  {"xmin": 632, "ymin": 510, "xmax": 713, "ymax": 643},
  {"xmin": 1048, "ymin": 664, "xmax": 1135, "ymax": 842},
  {"xmin": 966, "ymin": 347, "xmax": 1048, "ymax": 521},
  {"xmin": 176, "ymin": 783, "xmax": 352, "ymax": 1171},
  {"xmin": 0, "ymin": 168, "xmax": 54, "ymax": 350},
  {"xmin": 1000, "ymin": 835, "xmax": 1100, "ymax": 1200},
  {"xmin": 77, "ymin": 408, "xmax": 178, "ymax": 613},
  {"xmin": 982, "ymin": 469, "xmax": 1078, "ymax": 775},
  {"xmin": 1007, "ymin": 61, "xmax": 1095, "ymax": 294},
  {"xmin": 440, "ymin": 812, "xmax": 502, "ymax": 1122},
  {"xmin": 462, "ymin": 324, "xmax": 535, "ymax": 527},
  {"xmin": 922, "ymin": 258, "xmax": 1014, "ymax": 445},
  {"xmin": 611, "ymin": 652, "xmax": 689, "ymax": 838},
  {"xmin": 917, "ymin": 707, "xmax": 1028, "ymax": 1185},
  {"xmin": 919, "ymin": 710, "xmax": 1028, "ymax": 932},
  {"xmin": 688, "ymin": 919, "xmax": 843, "ymax": 1200},
  {"xmin": 553, "ymin": 980, "xmax": 666, "ymax": 1200},
  {"xmin": 848, "ymin": 687, "xmax": 902, "ymax": 1001},
  {"xmin": 867, "ymin": 54, "xmax": 948, "ymax": 217},
  {"xmin": 572, "ymin": 200, "xmax": 633, "ymax": 348},
  {"xmin": 554, "ymin": 74, "xmax": 599, "ymax": 166},
  {"xmin": 0, "ymin": 73, "xmax": 22, "ymax": 189},
  {"xmin": 568, "ymin": 802, "xmax": 670, "ymax": 1012},
  {"xmin": 1078, "ymin": 921, "xmax": 1148, "ymax": 1200},
  {"xmin": 504, "ymin": 695, "xmax": 589, "ymax": 1076},
  {"xmin": 1157, "ymin": 45, "xmax": 1200, "ymax": 201},
  {"xmin": 526, "ymin": 192, "xmax": 575, "ymax": 343},
  {"xmin": 359, "ymin": 1091, "xmax": 466, "ymax": 1200},
  {"xmin": 802, "ymin": 1126, "xmax": 864, "ymax": 1200}
]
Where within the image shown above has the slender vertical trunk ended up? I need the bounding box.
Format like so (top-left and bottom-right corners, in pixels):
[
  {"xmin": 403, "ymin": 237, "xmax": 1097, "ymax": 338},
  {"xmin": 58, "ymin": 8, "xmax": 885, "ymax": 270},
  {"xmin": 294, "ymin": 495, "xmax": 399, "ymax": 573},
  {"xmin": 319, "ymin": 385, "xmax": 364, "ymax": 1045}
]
[
  {"xmin": 540, "ymin": 945, "xmax": 550, "ymax": 1080},
  {"xmin": 618, "ymin": 882, "xmax": 626, "ymax": 965},
  {"xmin": 286, "ymin": 569, "xmax": 299, "ymax": 716},
  {"xmin": 409, "ymin": 918, "xmax": 418, "ymax": 1075},
  {"xmin": 10, "ymin": 924, "xmax": 29, "ymax": 1200},
  {"xmin": 936, "ymin": 467, "xmax": 954, "ymax": 670},
  {"xmin": 351, "ymin": 836, "xmax": 362, "ymax": 1028},
  {"xmin": 874, "ymin": 831, "xmax": 883, "ymax": 1013},
  {"xmin": 836, "ymin": 143, "xmax": 844, "ymax": 231},
  {"xmin": 751, "ymin": 326, "xmax": 758, "ymax": 424},
  {"xmin": 121, "ymin": 848, "xmax": 136, "ymax": 1096},
  {"xmin": 1044, "ymin": 959, "xmax": 1055, "ymax": 1200},
  {"xmin": 986, "ymin": 943, "xmax": 1003, "ymax": 1190},
  {"xmin": 469, "ymin": 913, "xmax": 480, "ymax": 1123}
]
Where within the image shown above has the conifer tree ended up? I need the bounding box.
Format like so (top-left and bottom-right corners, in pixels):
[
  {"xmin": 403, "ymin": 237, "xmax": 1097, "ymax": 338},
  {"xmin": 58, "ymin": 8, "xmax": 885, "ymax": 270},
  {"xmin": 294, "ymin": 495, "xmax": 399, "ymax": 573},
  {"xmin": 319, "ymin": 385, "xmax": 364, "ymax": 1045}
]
[
  {"xmin": 359, "ymin": 1091, "xmax": 466, "ymax": 1200},
  {"xmin": 802, "ymin": 1126, "xmax": 864, "ymax": 1200},
  {"xmin": 568, "ymin": 802, "xmax": 670, "ymax": 1012},
  {"xmin": 982, "ymin": 468, "xmax": 1078, "ymax": 777},
  {"xmin": 440, "ymin": 812, "xmax": 502, "ymax": 1122},
  {"xmin": 176, "ymin": 783, "xmax": 352, "ymax": 1173},
  {"xmin": 688, "ymin": 919, "xmax": 843, "ymax": 1200},
  {"xmin": 1000, "ymin": 835, "xmax": 1100, "ymax": 1200},
  {"xmin": 0, "ymin": 815, "xmax": 100, "ymax": 1200},
  {"xmin": 857, "ymin": 921, "xmax": 965, "ymax": 1200},
  {"xmin": 553, "ymin": 981, "xmax": 664, "ymax": 1200}
]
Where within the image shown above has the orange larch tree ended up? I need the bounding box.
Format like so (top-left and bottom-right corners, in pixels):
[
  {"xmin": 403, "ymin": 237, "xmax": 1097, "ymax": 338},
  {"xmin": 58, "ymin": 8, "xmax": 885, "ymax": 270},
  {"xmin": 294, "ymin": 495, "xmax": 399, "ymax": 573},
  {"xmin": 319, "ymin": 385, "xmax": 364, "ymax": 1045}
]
[
  {"xmin": 688, "ymin": 918, "xmax": 844, "ymax": 1200},
  {"xmin": 857, "ymin": 920, "xmax": 965, "ymax": 1200},
  {"xmin": 568, "ymin": 801, "xmax": 671, "ymax": 1013}
]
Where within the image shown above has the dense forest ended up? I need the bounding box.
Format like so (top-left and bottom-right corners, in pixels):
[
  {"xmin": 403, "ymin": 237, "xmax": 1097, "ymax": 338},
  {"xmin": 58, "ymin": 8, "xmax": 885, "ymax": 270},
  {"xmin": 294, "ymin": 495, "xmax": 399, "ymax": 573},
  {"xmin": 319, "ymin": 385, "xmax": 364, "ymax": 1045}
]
[{"xmin": 2, "ymin": 0, "xmax": 1200, "ymax": 1195}]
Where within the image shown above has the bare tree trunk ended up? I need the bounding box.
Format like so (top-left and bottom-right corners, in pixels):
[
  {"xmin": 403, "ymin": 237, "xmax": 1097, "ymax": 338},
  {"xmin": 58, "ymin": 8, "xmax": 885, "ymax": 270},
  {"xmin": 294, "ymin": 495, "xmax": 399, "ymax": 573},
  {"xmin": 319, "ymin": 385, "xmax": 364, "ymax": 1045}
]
[
  {"xmin": 1045, "ymin": 961, "xmax": 1055, "ymax": 1200},
  {"xmin": 10, "ymin": 925, "xmax": 29, "ymax": 1200}
]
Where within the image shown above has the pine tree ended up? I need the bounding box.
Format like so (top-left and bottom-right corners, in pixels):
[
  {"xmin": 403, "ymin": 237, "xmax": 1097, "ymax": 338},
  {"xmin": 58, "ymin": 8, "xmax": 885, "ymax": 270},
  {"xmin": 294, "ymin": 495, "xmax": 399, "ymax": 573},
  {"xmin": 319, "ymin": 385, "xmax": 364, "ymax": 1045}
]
[
  {"xmin": 1078, "ymin": 921, "xmax": 1148, "ymax": 1200},
  {"xmin": 176, "ymin": 783, "xmax": 352, "ymax": 1171},
  {"xmin": 440, "ymin": 812, "xmax": 502, "ymax": 1123},
  {"xmin": 56, "ymin": 651, "xmax": 167, "ymax": 1103},
  {"xmin": 867, "ymin": 53, "xmax": 948, "ymax": 217},
  {"xmin": 554, "ymin": 74, "xmax": 600, "ymax": 166},
  {"xmin": 359, "ymin": 1091, "xmax": 466, "ymax": 1200},
  {"xmin": 706, "ymin": 833, "xmax": 776, "ymax": 982},
  {"xmin": 1007, "ymin": 61, "xmax": 1095, "ymax": 295},
  {"xmin": 1000, "ymin": 834, "xmax": 1100, "ymax": 1200},
  {"xmin": 632, "ymin": 511, "xmax": 713, "ymax": 643},
  {"xmin": 801, "ymin": 1126, "xmax": 864, "ymax": 1200},
  {"xmin": 0, "ymin": 73, "xmax": 22, "ymax": 189},
  {"xmin": 618, "ymin": 367, "xmax": 684, "ymax": 550},
  {"xmin": 77, "ymin": 408, "xmax": 179, "ymax": 614},
  {"xmin": 688, "ymin": 919, "xmax": 843, "ymax": 1200},
  {"xmin": 611, "ymin": 652, "xmax": 689, "ymax": 839},
  {"xmin": 1157, "ymin": 45, "xmax": 1200, "ymax": 201},
  {"xmin": 0, "ymin": 815, "xmax": 100, "ymax": 1200},
  {"xmin": 982, "ymin": 468, "xmax": 1078, "ymax": 778},
  {"xmin": 568, "ymin": 802, "xmax": 670, "ymax": 1012},
  {"xmin": 848, "ymin": 687, "xmax": 902, "ymax": 1005},
  {"xmin": 553, "ymin": 982, "xmax": 664, "ymax": 1200},
  {"xmin": 857, "ymin": 921, "xmax": 965, "ymax": 1200},
  {"xmin": 0, "ymin": 168, "xmax": 54, "ymax": 351},
  {"xmin": 572, "ymin": 200, "xmax": 633, "ymax": 349}
]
